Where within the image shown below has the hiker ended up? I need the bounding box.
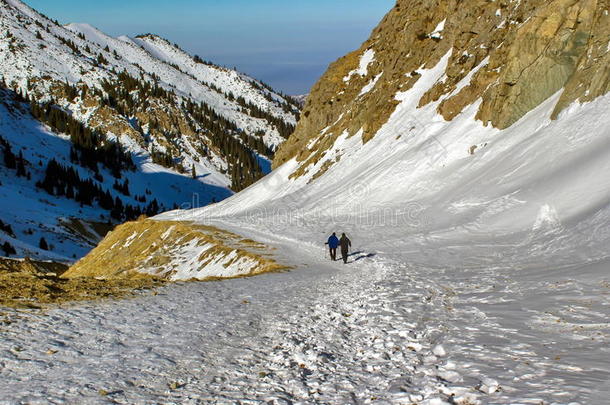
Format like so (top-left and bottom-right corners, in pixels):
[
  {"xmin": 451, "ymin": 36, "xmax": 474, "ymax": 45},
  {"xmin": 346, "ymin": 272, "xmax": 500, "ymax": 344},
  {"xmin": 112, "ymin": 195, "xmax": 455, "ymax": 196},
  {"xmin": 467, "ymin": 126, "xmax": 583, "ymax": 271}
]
[
  {"xmin": 326, "ymin": 232, "xmax": 339, "ymax": 261},
  {"xmin": 339, "ymin": 233, "xmax": 351, "ymax": 264}
]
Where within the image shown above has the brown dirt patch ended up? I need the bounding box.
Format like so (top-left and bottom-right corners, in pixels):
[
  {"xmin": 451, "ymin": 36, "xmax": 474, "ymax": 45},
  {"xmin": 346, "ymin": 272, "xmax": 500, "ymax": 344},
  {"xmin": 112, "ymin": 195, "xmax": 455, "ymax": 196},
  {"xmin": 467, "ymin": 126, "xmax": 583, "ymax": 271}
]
[{"xmin": 0, "ymin": 257, "xmax": 164, "ymax": 309}]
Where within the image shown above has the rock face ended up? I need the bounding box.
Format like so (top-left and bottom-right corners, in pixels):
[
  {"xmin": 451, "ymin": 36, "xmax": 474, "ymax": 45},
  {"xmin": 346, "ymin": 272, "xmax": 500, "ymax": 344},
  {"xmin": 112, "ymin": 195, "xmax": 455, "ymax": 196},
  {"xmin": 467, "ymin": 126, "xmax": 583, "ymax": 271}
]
[{"xmin": 274, "ymin": 0, "xmax": 609, "ymax": 178}]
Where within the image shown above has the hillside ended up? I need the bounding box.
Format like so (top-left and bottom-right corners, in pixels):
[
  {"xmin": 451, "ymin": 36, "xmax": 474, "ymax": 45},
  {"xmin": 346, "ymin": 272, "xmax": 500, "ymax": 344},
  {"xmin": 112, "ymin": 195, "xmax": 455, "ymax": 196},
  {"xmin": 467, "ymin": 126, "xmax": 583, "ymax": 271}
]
[
  {"xmin": 61, "ymin": 0, "xmax": 610, "ymax": 402},
  {"xmin": 0, "ymin": 0, "xmax": 300, "ymax": 189},
  {"xmin": 0, "ymin": 85, "xmax": 233, "ymax": 261},
  {"xmin": 274, "ymin": 0, "xmax": 609, "ymax": 175},
  {"xmin": 0, "ymin": 0, "xmax": 300, "ymax": 260}
]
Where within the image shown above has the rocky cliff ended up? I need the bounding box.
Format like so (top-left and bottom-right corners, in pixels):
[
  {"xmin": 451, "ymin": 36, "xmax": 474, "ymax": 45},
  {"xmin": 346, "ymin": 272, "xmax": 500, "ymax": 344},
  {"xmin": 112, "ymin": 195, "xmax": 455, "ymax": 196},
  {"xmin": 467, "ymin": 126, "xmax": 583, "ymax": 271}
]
[{"xmin": 274, "ymin": 0, "xmax": 609, "ymax": 180}]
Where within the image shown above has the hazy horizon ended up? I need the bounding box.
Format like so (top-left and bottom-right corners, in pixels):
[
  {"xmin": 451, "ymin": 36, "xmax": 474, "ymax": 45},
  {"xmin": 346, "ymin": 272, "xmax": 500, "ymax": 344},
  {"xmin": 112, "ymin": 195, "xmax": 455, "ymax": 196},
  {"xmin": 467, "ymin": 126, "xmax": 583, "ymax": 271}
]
[{"xmin": 25, "ymin": 0, "xmax": 395, "ymax": 95}]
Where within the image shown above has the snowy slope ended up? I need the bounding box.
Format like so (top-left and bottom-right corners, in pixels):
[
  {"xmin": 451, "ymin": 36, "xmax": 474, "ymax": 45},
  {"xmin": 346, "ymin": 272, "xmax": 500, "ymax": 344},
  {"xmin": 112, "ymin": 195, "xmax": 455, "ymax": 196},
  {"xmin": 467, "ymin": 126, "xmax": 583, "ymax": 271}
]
[
  {"xmin": 0, "ymin": 0, "xmax": 303, "ymax": 260},
  {"xmin": 2, "ymin": 191, "xmax": 608, "ymax": 403},
  {"xmin": 0, "ymin": 0, "xmax": 300, "ymax": 188},
  {"xmin": 63, "ymin": 25, "xmax": 295, "ymax": 150},
  {"xmin": 169, "ymin": 51, "xmax": 610, "ymax": 270},
  {"xmin": 144, "ymin": 48, "xmax": 610, "ymax": 402},
  {"xmin": 0, "ymin": 87, "xmax": 231, "ymax": 261},
  {"xmin": 128, "ymin": 33, "xmax": 293, "ymax": 146},
  {"xmin": 291, "ymin": 94, "xmax": 309, "ymax": 108}
]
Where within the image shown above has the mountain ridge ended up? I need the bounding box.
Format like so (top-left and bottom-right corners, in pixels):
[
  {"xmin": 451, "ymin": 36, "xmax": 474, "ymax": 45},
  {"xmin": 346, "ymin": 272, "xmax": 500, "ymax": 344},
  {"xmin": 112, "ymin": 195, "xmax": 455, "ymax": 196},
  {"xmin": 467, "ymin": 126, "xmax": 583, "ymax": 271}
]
[
  {"xmin": 1, "ymin": 0, "xmax": 300, "ymax": 188},
  {"xmin": 274, "ymin": 0, "xmax": 609, "ymax": 178},
  {"xmin": 0, "ymin": 0, "xmax": 300, "ymax": 260}
]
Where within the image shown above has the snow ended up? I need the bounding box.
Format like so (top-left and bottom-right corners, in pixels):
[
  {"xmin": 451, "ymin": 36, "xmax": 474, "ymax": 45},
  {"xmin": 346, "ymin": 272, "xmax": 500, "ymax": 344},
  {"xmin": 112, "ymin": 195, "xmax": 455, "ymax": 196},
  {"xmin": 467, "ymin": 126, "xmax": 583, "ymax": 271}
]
[
  {"xmin": 430, "ymin": 19, "xmax": 446, "ymax": 39},
  {"xmin": 532, "ymin": 204, "xmax": 562, "ymax": 232},
  {"xmin": 2, "ymin": 220, "xmax": 609, "ymax": 402},
  {"xmin": 1, "ymin": 1, "xmax": 609, "ymax": 403},
  {"xmin": 291, "ymin": 93, "xmax": 309, "ymax": 107},
  {"xmin": 359, "ymin": 72, "xmax": 383, "ymax": 96},
  {"xmin": 0, "ymin": 249, "xmax": 495, "ymax": 403},
  {"xmin": 141, "ymin": 239, "xmax": 261, "ymax": 281},
  {"xmin": 344, "ymin": 48, "xmax": 376, "ymax": 82},
  {"xmin": 0, "ymin": 0, "xmax": 303, "ymax": 259},
  {"xmin": 123, "ymin": 231, "xmax": 139, "ymax": 248},
  {"xmin": 128, "ymin": 33, "xmax": 297, "ymax": 137},
  {"xmin": 434, "ymin": 19, "xmax": 447, "ymax": 33},
  {"xmin": 150, "ymin": 49, "xmax": 610, "ymax": 402},
  {"xmin": 0, "ymin": 0, "xmax": 298, "ymax": 185},
  {"xmin": 0, "ymin": 90, "xmax": 232, "ymax": 261}
]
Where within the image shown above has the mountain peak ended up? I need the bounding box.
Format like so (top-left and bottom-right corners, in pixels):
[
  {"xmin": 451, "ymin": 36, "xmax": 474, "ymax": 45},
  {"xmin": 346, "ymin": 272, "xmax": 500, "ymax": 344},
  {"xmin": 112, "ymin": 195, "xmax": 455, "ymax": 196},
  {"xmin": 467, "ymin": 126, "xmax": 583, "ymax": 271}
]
[{"xmin": 134, "ymin": 33, "xmax": 164, "ymax": 41}]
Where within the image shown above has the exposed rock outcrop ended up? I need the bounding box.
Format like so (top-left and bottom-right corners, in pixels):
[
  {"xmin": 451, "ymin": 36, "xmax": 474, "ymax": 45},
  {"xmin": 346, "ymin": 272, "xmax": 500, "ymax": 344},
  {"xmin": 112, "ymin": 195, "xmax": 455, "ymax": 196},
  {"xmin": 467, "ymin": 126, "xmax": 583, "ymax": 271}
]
[
  {"xmin": 274, "ymin": 0, "xmax": 609, "ymax": 179},
  {"xmin": 65, "ymin": 219, "xmax": 290, "ymax": 281}
]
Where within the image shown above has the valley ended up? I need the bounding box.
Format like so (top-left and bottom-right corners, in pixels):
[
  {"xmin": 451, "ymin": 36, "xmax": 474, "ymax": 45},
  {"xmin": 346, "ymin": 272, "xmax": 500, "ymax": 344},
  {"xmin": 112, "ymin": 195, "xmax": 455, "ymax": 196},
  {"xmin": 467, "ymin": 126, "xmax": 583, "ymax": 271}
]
[{"xmin": 0, "ymin": 0, "xmax": 609, "ymax": 403}]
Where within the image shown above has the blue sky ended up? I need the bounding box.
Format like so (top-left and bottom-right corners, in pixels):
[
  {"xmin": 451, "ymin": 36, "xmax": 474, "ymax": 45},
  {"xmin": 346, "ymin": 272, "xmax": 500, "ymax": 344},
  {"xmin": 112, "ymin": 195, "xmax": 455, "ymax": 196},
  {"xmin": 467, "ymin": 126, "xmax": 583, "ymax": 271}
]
[{"xmin": 25, "ymin": 0, "xmax": 395, "ymax": 95}]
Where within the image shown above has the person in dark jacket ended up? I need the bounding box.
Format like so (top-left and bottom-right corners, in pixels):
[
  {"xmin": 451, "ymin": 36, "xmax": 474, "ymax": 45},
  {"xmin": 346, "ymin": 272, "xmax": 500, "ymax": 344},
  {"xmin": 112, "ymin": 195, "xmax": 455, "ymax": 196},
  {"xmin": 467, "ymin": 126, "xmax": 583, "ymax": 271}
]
[
  {"xmin": 326, "ymin": 233, "xmax": 339, "ymax": 261},
  {"xmin": 339, "ymin": 233, "xmax": 351, "ymax": 264}
]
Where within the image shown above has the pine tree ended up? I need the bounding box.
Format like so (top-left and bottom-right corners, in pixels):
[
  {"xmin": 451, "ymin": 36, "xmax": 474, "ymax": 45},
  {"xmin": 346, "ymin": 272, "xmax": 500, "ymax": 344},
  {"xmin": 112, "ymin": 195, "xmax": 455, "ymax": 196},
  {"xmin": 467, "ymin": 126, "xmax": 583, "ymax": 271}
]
[
  {"xmin": 2, "ymin": 241, "xmax": 16, "ymax": 256},
  {"xmin": 97, "ymin": 53, "xmax": 108, "ymax": 65},
  {"xmin": 16, "ymin": 151, "xmax": 26, "ymax": 177},
  {"xmin": 110, "ymin": 197, "xmax": 124, "ymax": 220},
  {"xmin": 0, "ymin": 219, "xmax": 14, "ymax": 237},
  {"xmin": 39, "ymin": 237, "xmax": 49, "ymax": 251},
  {"xmin": 2, "ymin": 144, "xmax": 16, "ymax": 169},
  {"xmin": 191, "ymin": 164, "xmax": 196, "ymax": 179}
]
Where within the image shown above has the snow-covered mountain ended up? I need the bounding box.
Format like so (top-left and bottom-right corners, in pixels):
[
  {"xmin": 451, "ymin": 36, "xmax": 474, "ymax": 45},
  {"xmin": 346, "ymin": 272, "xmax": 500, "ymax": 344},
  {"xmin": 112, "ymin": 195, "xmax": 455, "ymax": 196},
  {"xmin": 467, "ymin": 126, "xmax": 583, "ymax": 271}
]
[
  {"xmin": 291, "ymin": 94, "xmax": 308, "ymax": 108},
  {"xmin": 0, "ymin": 84, "xmax": 235, "ymax": 261},
  {"xmin": 0, "ymin": 0, "xmax": 300, "ymax": 179},
  {"xmin": 74, "ymin": 0, "xmax": 610, "ymax": 278},
  {"xmin": 0, "ymin": 0, "xmax": 301, "ymax": 260},
  {"xmin": 66, "ymin": 1, "xmax": 610, "ymax": 401}
]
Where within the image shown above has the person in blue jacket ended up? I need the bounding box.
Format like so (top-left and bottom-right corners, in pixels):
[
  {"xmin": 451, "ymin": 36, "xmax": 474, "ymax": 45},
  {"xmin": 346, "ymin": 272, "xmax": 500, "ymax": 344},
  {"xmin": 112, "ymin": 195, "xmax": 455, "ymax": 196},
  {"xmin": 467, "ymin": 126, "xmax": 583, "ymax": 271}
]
[{"xmin": 326, "ymin": 232, "xmax": 339, "ymax": 261}]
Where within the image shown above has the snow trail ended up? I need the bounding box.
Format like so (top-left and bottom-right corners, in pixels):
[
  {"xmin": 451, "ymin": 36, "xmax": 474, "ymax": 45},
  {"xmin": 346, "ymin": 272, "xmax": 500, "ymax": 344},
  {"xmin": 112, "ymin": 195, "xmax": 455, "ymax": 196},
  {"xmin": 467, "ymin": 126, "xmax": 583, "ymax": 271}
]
[{"xmin": 1, "ymin": 227, "xmax": 608, "ymax": 403}]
